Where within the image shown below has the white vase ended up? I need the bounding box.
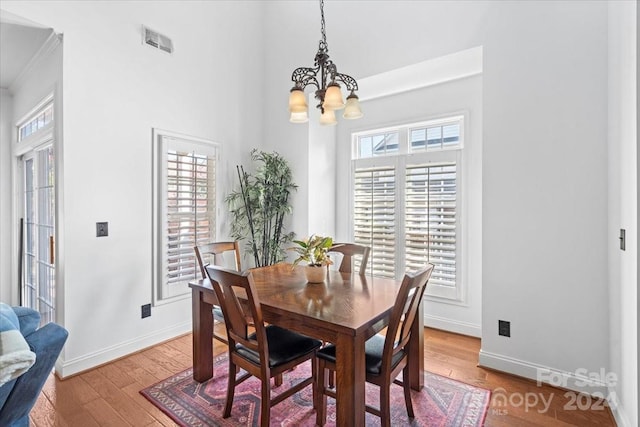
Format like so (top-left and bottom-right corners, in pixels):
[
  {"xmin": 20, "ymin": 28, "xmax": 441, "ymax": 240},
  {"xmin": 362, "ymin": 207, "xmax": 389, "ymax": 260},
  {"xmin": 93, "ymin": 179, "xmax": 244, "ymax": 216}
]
[{"xmin": 304, "ymin": 265, "xmax": 327, "ymax": 283}]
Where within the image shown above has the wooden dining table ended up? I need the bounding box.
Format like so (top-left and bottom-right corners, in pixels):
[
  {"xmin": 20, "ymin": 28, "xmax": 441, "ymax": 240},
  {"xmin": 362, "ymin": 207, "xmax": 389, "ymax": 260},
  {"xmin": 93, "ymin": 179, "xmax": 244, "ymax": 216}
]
[{"xmin": 189, "ymin": 263, "xmax": 424, "ymax": 426}]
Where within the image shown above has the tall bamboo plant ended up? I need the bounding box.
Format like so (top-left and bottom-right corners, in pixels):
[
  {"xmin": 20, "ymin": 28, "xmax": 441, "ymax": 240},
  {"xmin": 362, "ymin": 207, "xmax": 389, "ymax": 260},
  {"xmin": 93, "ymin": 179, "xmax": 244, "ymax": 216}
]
[{"xmin": 226, "ymin": 149, "xmax": 297, "ymax": 267}]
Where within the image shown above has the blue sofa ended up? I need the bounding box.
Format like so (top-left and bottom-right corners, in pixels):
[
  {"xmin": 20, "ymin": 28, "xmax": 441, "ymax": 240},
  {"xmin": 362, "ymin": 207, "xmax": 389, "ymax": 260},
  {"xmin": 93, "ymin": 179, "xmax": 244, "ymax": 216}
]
[{"xmin": 0, "ymin": 305, "xmax": 68, "ymax": 427}]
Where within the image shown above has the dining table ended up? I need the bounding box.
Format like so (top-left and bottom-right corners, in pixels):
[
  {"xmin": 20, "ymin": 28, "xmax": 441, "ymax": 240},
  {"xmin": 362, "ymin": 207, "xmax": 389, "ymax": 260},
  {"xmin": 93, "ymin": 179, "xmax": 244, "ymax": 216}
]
[{"xmin": 189, "ymin": 263, "xmax": 424, "ymax": 426}]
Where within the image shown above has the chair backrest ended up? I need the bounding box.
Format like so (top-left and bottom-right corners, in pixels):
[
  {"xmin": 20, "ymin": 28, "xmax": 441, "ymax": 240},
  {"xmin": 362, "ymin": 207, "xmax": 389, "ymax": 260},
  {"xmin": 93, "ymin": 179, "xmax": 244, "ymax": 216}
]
[
  {"xmin": 329, "ymin": 243, "xmax": 371, "ymax": 275},
  {"xmin": 206, "ymin": 265, "xmax": 268, "ymax": 360},
  {"xmin": 382, "ymin": 264, "xmax": 434, "ymax": 371},
  {"xmin": 194, "ymin": 241, "xmax": 242, "ymax": 279}
]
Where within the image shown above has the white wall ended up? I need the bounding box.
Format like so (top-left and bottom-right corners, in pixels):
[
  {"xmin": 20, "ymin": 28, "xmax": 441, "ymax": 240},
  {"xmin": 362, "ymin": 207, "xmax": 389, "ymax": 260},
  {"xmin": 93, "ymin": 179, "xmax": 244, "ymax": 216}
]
[
  {"xmin": 1, "ymin": 0, "xmax": 265, "ymax": 377},
  {"xmin": 0, "ymin": 89, "xmax": 12, "ymax": 303},
  {"xmin": 336, "ymin": 75, "xmax": 483, "ymax": 337},
  {"xmin": 307, "ymin": 105, "xmax": 337, "ymax": 238},
  {"xmin": 9, "ymin": 35, "xmax": 58, "ymax": 143},
  {"xmin": 479, "ymin": 0, "xmax": 610, "ymax": 394},
  {"xmin": 608, "ymin": 2, "xmax": 638, "ymax": 426}
]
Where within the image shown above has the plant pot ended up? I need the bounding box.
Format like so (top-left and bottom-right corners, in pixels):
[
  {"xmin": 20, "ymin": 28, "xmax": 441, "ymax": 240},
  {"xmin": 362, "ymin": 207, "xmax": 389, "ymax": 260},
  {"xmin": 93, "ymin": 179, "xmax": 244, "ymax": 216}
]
[{"xmin": 304, "ymin": 265, "xmax": 327, "ymax": 283}]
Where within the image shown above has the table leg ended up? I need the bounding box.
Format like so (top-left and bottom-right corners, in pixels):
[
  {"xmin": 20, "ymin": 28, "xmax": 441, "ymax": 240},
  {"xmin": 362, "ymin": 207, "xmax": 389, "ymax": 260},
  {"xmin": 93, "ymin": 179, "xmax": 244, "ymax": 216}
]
[
  {"xmin": 408, "ymin": 297, "xmax": 424, "ymax": 390},
  {"xmin": 336, "ymin": 333, "xmax": 366, "ymax": 426},
  {"xmin": 192, "ymin": 288, "xmax": 213, "ymax": 382}
]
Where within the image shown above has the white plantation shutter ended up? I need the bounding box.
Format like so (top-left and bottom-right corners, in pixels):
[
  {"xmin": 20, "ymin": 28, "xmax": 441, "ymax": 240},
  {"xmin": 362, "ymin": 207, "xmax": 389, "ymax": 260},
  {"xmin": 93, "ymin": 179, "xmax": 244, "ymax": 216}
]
[
  {"xmin": 353, "ymin": 167, "xmax": 396, "ymax": 278},
  {"xmin": 352, "ymin": 116, "xmax": 463, "ymax": 300},
  {"xmin": 405, "ymin": 162, "xmax": 457, "ymax": 287},
  {"xmin": 153, "ymin": 129, "xmax": 217, "ymax": 303},
  {"xmin": 166, "ymin": 150, "xmax": 215, "ymax": 284}
]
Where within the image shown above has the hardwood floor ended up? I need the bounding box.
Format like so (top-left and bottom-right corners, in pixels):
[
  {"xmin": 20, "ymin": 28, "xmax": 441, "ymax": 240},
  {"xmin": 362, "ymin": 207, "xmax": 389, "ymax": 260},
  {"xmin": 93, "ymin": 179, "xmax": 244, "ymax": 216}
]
[
  {"xmin": 29, "ymin": 327, "xmax": 615, "ymax": 426},
  {"xmin": 424, "ymin": 329, "xmax": 615, "ymax": 427}
]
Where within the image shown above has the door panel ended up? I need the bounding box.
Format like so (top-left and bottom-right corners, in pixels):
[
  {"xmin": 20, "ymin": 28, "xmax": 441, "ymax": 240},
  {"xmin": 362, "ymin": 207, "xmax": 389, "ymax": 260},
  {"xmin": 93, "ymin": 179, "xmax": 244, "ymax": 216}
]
[{"xmin": 22, "ymin": 145, "xmax": 55, "ymax": 324}]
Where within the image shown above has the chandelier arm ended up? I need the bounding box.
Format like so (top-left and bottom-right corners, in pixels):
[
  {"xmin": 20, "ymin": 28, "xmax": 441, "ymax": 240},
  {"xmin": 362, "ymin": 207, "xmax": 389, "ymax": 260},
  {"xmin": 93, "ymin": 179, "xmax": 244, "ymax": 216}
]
[
  {"xmin": 334, "ymin": 72, "xmax": 359, "ymax": 92},
  {"xmin": 291, "ymin": 67, "xmax": 321, "ymax": 90},
  {"xmin": 325, "ymin": 62, "xmax": 338, "ymax": 82}
]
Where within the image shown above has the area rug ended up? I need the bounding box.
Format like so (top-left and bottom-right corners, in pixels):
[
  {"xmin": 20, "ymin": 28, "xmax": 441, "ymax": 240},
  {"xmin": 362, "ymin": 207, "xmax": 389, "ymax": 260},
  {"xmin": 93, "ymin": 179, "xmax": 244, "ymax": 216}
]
[{"xmin": 140, "ymin": 354, "xmax": 490, "ymax": 426}]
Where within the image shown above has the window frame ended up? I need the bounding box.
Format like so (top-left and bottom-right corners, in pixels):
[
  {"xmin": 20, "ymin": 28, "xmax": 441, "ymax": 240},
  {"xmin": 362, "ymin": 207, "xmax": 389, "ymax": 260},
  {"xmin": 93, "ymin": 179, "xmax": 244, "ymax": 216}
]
[
  {"xmin": 350, "ymin": 115, "xmax": 466, "ymax": 302},
  {"xmin": 152, "ymin": 128, "xmax": 219, "ymax": 305},
  {"xmin": 15, "ymin": 93, "xmax": 55, "ymax": 156}
]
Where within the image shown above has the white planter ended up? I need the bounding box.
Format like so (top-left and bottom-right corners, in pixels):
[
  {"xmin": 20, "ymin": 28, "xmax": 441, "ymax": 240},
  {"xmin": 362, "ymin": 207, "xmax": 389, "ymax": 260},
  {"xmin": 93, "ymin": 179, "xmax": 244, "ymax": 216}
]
[{"xmin": 304, "ymin": 265, "xmax": 327, "ymax": 283}]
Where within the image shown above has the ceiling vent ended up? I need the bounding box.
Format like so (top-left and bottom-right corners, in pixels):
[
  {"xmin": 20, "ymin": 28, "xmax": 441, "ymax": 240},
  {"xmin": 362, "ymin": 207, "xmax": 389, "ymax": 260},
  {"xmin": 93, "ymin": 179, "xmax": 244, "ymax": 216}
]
[{"xmin": 142, "ymin": 26, "xmax": 173, "ymax": 54}]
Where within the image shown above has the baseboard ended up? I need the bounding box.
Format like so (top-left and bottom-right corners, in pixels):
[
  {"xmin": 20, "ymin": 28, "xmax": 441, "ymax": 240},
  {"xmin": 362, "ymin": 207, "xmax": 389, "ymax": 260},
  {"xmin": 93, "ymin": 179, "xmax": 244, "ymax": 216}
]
[
  {"xmin": 424, "ymin": 314, "xmax": 481, "ymax": 337},
  {"xmin": 55, "ymin": 321, "xmax": 191, "ymax": 378},
  {"xmin": 609, "ymin": 394, "xmax": 634, "ymax": 427},
  {"xmin": 478, "ymin": 350, "xmax": 610, "ymax": 396}
]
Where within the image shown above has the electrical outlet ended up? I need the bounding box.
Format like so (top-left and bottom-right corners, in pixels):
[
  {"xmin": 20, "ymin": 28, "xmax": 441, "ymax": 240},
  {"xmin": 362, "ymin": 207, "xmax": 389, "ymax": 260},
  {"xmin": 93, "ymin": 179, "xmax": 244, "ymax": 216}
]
[
  {"xmin": 141, "ymin": 304, "xmax": 151, "ymax": 319},
  {"xmin": 498, "ymin": 320, "xmax": 510, "ymax": 337},
  {"xmin": 96, "ymin": 222, "xmax": 109, "ymax": 237}
]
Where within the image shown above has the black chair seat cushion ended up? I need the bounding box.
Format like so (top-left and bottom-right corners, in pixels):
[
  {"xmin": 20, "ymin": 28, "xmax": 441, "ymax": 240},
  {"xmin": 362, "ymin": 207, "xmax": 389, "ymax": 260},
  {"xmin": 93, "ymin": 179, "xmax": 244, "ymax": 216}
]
[
  {"xmin": 317, "ymin": 334, "xmax": 404, "ymax": 376},
  {"xmin": 236, "ymin": 325, "xmax": 321, "ymax": 368}
]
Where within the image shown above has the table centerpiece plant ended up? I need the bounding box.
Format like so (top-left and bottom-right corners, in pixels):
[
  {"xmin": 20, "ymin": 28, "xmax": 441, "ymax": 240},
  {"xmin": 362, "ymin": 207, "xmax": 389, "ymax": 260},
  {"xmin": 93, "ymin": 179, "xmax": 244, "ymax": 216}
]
[{"xmin": 290, "ymin": 235, "xmax": 334, "ymax": 283}]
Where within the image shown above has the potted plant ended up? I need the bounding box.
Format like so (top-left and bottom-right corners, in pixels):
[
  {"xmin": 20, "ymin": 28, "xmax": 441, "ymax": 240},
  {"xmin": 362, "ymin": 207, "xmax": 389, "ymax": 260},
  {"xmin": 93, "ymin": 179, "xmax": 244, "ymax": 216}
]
[
  {"xmin": 290, "ymin": 235, "xmax": 334, "ymax": 283},
  {"xmin": 226, "ymin": 149, "xmax": 297, "ymax": 267}
]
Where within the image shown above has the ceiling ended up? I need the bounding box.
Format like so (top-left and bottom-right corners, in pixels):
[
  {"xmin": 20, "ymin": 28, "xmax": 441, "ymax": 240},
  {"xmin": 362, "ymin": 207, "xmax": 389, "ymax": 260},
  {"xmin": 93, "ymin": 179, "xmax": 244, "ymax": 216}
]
[{"xmin": 0, "ymin": 21, "xmax": 53, "ymax": 89}]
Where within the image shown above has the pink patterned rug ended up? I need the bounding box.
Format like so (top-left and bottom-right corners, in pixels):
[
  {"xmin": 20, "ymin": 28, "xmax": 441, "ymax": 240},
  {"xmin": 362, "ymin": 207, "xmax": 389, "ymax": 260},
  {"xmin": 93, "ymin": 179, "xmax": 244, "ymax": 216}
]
[{"xmin": 141, "ymin": 354, "xmax": 489, "ymax": 426}]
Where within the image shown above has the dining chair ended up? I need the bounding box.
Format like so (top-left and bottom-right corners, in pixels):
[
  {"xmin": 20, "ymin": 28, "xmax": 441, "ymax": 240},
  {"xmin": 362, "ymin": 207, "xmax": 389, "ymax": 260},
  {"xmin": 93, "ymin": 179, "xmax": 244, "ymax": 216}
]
[
  {"xmin": 206, "ymin": 265, "xmax": 322, "ymax": 427},
  {"xmin": 325, "ymin": 242, "xmax": 371, "ymax": 388},
  {"xmin": 194, "ymin": 241, "xmax": 242, "ymax": 278},
  {"xmin": 194, "ymin": 241, "xmax": 242, "ymax": 345},
  {"xmin": 329, "ymin": 243, "xmax": 371, "ymax": 275},
  {"xmin": 314, "ymin": 264, "xmax": 434, "ymax": 427}
]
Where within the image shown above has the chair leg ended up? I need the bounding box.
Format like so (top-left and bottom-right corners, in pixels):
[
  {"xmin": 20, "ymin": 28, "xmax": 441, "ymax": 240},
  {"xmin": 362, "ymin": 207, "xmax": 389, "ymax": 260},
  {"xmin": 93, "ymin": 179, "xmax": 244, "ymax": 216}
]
[
  {"xmin": 402, "ymin": 366, "xmax": 415, "ymax": 418},
  {"xmin": 321, "ymin": 341, "xmax": 335, "ymax": 389},
  {"xmin": 315, "ymin": 360, "xmax": 328, "ymax": 426},
  {"xmin": 261, "ymin": 377, "xmax": 271, "ymax": 427},
  {"xmin": 223, "ymin": 361, "xmax": 237, "ymax": 418},
  {"xmin": 274, "ymin": 373, "xmax": 283, "ymax": 387},
  {"xmin": 380, "ymin": 379, "xmax": 391, "ymax": 427},
  {"xmin": 311, "ymin": 357, "xmax": 318, "ymax": 413}
]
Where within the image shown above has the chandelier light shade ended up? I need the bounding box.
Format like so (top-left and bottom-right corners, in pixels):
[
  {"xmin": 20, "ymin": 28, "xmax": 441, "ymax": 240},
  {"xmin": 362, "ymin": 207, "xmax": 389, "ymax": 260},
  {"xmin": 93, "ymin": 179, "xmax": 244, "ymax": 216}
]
[
  {"xmin": 343, "ymin": 93, "xmax": 364, "ymax": 119},
  {"xmin": 289, "ymin": 110, "xmax": 310, "ymax": 123},
  {"xmin": 319, "ymin": 108, "xmax": 337, "ymax": 126},
  {"xmin": 322, "ymin": 83, "xmax": 345, "ymax": 111},
  {"xmin": 288, "ymin": 88, "xmax": 308, "ymax": 113},
  {"xmin": 288, "ymin": 0, "xmax": 362, "ymax": 125}
]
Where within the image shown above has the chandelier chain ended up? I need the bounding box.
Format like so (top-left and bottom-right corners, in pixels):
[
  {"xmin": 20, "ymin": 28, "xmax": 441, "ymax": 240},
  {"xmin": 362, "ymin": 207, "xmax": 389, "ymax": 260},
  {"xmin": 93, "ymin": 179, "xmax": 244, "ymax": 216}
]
[{"xmin": 320, "ymin": 0, "xmax": 327, "ymax": 47}]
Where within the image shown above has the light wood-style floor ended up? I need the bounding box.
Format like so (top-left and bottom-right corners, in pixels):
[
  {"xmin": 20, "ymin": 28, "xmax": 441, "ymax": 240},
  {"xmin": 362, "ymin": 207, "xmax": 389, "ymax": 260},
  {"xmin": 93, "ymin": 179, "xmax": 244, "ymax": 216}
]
[{"xmin": 29, "ymin": 327, "xmax": 615, "ymax": 426}]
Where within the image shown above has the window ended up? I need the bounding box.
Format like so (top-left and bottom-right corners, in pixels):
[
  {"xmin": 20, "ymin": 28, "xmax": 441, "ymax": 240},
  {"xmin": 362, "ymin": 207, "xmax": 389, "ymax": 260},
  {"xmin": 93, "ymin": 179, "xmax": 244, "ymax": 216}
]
[
  {"xmin": 352, "ymin": 116, "xmax": 463, "ymax": 300},
  {"xmin": 153, "ymin": 129, "xmax": 218, "ymax": 303},
  {"xmin": 18, "ymin": 101, "xmax": 53, "ymax": 142}
]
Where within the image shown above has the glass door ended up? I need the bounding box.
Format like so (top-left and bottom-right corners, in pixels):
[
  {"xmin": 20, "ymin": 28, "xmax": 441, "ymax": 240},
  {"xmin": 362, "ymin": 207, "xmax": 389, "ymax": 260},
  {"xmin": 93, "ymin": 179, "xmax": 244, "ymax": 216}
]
[{"xmin": 22, "ymin": 144, "xmax": 55, "ymax": 325}]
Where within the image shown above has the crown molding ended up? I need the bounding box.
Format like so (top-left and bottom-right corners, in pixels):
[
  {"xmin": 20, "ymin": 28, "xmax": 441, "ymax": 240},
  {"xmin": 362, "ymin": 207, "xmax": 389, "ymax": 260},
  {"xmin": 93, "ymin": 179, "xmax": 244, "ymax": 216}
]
[
  {"xmin": 358, "ymin": 46, "xmax": 483, "ymax": 102},
  {"xmin": 9, "ymin": 30, "xmax": 61, "ymax": 94}
]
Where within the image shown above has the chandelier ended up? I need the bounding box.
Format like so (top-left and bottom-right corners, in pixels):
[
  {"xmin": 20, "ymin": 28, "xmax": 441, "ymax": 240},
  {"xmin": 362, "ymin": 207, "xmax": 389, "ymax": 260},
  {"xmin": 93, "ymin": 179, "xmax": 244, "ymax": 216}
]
[{"xmin": 288, "ymin": 0, "xmax": 363, "ymax": 125}]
